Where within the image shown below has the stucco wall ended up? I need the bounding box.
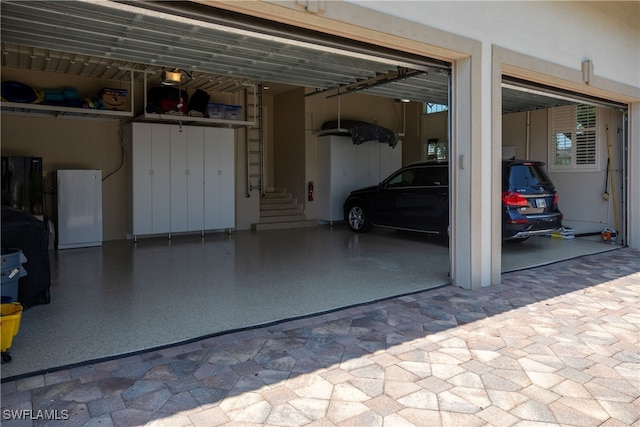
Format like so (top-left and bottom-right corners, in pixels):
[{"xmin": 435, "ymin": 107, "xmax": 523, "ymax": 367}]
[{"xmin": 353, "ymin": 1, "xmax": 640, "ymax": 89}]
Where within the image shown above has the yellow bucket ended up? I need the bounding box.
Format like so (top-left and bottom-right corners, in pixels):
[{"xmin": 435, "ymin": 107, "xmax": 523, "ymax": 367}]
[{"xmin": 1, "ymin": 303, "xmax": 23, "ymax": 353}]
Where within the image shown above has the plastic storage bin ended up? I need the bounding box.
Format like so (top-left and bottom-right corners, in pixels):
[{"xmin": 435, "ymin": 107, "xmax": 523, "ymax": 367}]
[
  {"xmin": 1, "ymin": 302, "xmax": 23, "ymax": 363},
  {"xmin": 1, "ymin": 248, "xmax": 27, "ymax": 303},
  {"xmin": 1, "ymin": 207, "xmax": 51, "ymax": 308},
  {"xmin": 207, "ymin": 102, "xmax": 226, "ymax": 119},
  {"xmin": 224, "ymin": 105, "xmax": 242, "ymax": 120}
]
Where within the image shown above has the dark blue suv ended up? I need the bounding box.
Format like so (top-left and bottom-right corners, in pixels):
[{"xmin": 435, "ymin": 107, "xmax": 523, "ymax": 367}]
[{"xmin": 343, "ymin": 159, "xmax": 562, "ymax": 241}]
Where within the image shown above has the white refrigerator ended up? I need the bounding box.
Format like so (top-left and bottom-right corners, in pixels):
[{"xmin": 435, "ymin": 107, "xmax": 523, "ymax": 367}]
[{"xmin": 57, "ymin": 169, "xmax": 103, "ymax": 249}]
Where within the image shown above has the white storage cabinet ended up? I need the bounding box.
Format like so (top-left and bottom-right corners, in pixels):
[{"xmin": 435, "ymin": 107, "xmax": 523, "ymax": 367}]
[
  {"xmin": 128, "ymin": 122, "xmax": 235, "ymax": 240},
  {"xmin": 204, "ymin": 128, "xmax": 236, "ymax": 231},
  {"xmin": 129, "ymin": 123, "xmax": 171, "ymax": 236},
  {"xmin": 317, "ymin": 135, "xmax": 402, "ymax": 223},
  {"xmin": 170, "ymin": 126, "xmax": 205, "ymax": 233}
]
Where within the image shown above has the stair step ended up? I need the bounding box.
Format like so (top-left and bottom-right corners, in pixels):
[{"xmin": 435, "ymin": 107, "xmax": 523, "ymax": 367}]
[
  {"xmin": 258, "ymin": 214, "xmax": 307, "ymax": 224},
  {"xmin": 261, "ymin": 208, "xmax": 302, "ymax": 217},
  {"xmin": 261, "ymin": 196, "xmax": 294, "ymax": 203},
  {"xmin": 252, "ymin": 220, "xmax": 318, "ymax": 231},
  {"xmin": 253, "ymin": 187, "xmax": 312, "ymax": 231},
  {"xmin": 261, "ymin": 203, "xmax": 299, "ymax": 211},
  {"xmin": 262, "ymin": 190, "xmax": 287, "ymax": 197},
  {"xmin": 265, "ymin": 187, "xmax": 287, "ymax": 193}
]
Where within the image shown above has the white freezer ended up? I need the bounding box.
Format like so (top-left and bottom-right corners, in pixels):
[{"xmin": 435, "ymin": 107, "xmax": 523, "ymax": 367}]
[{"xmin": 57, "ymin": 169, "xmax": 103, "ymax": 249}]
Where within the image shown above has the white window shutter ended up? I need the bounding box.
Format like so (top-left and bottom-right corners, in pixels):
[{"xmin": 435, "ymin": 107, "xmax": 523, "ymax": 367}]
[
  {"xmin": 575, "ymin": 105, "xmax": 597, "ymax": 167},
  {"xmin": 550, "ymin": 105, "xmax": 574, "ymax": 168},
  {"xmin": 549, "ymin": 104, "xmax": 598, "ymax": 171},
  {"xmin": 421, "ymin": 111, "xmax": 448, "ymax": 160}
]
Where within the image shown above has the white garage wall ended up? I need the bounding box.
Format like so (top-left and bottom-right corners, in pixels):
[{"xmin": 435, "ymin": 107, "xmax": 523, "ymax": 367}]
[{"xmin": 502, "ymin": 112, "xmax": 527, "ymax": 159}]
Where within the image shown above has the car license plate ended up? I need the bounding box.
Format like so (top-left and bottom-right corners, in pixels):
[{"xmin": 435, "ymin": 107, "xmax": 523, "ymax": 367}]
[{"xmin": 535, "ymin": 198, "xmax": 547, "ymax": 208}]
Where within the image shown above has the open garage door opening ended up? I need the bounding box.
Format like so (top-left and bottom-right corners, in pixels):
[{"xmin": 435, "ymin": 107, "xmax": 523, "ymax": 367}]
[
  {"xmin": 501, "ymin": 76, "xmax": 628, "ymax": 272},
  {"xmin": 1, "ymin": 0, "xmax": 461, "ymax": 377}
]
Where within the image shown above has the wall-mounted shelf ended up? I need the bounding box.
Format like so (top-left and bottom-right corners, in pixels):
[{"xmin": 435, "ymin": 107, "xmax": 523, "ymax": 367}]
[
  {"xmin": 137, "ymin": 71, "xmax": 256, "ymax": 128},
  {"xmin": 0, "ymin": 101, "xmax": 134, "ymax": 120},
  {"xmin": 136, "ymin": 112, "xmax": 254, "ymax": 128},
  {"xmin": 1, "ymin": 69, "xmax": 135, "ymax": 121},
  {"xmin": 0, "ymin": 69, "xmax": 256, "ymax": 127}
]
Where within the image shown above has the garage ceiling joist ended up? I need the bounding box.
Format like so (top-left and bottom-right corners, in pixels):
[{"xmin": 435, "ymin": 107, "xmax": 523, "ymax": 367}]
[{"xmin": 0, "ymin": 0, "xmax": 451, "ymax": 104}]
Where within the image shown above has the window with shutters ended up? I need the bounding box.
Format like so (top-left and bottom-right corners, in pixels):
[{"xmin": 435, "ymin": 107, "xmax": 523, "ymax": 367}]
[
  {"xmin": 423, "ymin": 138, "xmax": 448, "ymax": 161},
  {"xmin": 549, "ymin": 104, "xmax": 598, "ymax": 171},
  {"xmin": 421, "ymin": 109, "xmax": 448, "ymax": 161}
]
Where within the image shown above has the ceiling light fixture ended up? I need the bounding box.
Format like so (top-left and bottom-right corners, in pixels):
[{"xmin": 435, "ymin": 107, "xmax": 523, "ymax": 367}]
[{"xmin": 161, "ymin": 69, "xmax": 182, "ymax": 86}]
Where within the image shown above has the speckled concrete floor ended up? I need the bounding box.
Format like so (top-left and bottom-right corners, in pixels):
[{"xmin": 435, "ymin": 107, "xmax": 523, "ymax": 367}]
[{"xmin": 1, "ymin": 225, "xmax": 619, "ymax": 380}]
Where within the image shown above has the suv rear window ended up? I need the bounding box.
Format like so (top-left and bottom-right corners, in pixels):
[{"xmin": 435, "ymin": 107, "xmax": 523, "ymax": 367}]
[
  {"xmin": 387, "ymin": 168, "xmax": 420, "ymax": 188},
  {"xmin": 417, "ymin": 166, "xmax": 448, "ymax": 186},
  {"xmin": 506, "ymin": 163, "xmax": 552, "ymax": 188}
]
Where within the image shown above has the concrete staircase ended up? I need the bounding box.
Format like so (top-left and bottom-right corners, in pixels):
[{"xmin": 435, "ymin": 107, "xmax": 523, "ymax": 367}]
[{"xmin": 252, "ymin": 188, "xmax": 317, "ymax": 231}]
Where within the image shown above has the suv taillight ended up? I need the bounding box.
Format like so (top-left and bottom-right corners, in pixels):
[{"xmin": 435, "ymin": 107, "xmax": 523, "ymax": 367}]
[
  {"xmin": 502, "ymin": 191, "xmax": 528, "ymax": 207},
  {"xmin": 552, "ymin": 192, "xmax": 558, "ymax": 205}
]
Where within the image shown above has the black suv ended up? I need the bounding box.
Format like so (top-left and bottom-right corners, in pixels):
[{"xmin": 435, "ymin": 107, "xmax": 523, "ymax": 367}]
[{"xmin": 343, "ymin": 159, "xmax": 563, "ymax": 241}]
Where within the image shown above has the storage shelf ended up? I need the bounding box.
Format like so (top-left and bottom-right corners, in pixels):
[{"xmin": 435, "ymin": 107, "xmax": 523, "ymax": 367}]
[
  {"xmin": 0, "ymin": 103, "xmax": 254, "ymax": 127},
  {"xmin": 136, "ymin": 112, "xmax": 254, "ymax": 128},
  {"xmin": 1, "ymin": 101, "xmax": 133, "ymax": 119}
]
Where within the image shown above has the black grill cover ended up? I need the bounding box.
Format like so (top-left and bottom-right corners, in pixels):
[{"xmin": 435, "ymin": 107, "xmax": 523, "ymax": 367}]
[{"xmin": 1, "ymin": 207, "xmax": 51, "ymax": 308}]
